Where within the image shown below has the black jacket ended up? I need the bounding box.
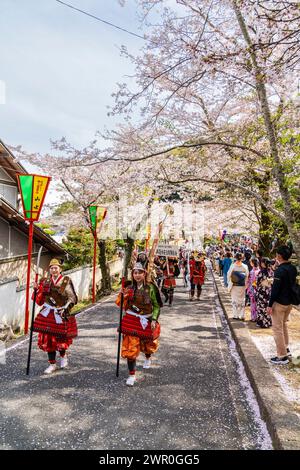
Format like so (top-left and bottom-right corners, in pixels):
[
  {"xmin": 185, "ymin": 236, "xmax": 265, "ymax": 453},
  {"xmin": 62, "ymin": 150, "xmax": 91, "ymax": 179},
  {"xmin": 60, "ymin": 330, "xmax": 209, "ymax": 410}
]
[{"xmin": 268, "ymin": 262, "xmax": 298, "ymax": 307}]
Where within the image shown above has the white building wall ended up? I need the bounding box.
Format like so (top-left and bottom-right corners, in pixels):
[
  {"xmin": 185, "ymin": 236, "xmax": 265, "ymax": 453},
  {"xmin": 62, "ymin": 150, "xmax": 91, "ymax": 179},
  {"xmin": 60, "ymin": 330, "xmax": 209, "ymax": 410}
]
[{"xmin": 0, "ymin": 259, "xmax": 122, "ymax": 330}]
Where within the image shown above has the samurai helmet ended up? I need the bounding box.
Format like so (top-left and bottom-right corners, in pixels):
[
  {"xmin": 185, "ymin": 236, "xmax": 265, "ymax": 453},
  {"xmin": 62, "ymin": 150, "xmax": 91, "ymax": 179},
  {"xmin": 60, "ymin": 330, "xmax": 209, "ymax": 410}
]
[{"xmin": 132, "ymin": 262, "xmax": 146, "ymax": 272}]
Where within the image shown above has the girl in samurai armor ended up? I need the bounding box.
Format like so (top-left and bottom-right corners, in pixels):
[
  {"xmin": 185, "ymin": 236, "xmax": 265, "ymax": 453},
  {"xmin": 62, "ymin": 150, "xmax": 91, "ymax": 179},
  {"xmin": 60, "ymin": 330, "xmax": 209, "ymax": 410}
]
[
  {"xmin": 116, "ymin": 262, "xmax": 162, "ymax": 386},
  {"xmin": 161, "ymin": 257, "xmax": 180, "ymax": 306},
  {"xmin": 189, "ymin": 254, "xmax": 207, "ymax": 301},
  {"xmin": 32, "ymin": 258, "xmax": 78, "ymax": 374}
]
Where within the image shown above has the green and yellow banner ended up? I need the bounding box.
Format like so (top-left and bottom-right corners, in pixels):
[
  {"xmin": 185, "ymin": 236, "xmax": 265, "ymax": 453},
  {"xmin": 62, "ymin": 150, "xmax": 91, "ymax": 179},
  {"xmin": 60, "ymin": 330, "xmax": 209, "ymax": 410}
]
[
  {"xmin": 89, "ymin": 205, "xmax": 107, "ymax": 233},
  {"xmin": 17, "ymin": 174, "xmax": 51, "ymax": 221}
]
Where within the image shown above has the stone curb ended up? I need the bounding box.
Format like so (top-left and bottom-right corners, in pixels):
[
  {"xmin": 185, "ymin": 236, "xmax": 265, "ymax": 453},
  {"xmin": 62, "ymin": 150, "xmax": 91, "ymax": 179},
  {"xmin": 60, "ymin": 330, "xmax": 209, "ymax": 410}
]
[{"xmin": 212, "ymin": 269, "xmax": 300, "ymax": 450}]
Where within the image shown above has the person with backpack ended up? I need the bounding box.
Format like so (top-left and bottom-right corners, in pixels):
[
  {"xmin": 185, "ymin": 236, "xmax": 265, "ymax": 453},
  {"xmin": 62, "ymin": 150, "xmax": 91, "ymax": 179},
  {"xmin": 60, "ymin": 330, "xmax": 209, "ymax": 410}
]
[
  {"xmin": 227, "ymin": 252, "xmax": 249, "ymax": 320},
  {"xmin": 32, "ymin": 259, "xmax": 78, "ymax": 374},
  {"xmin": 267, "ymin": 246, "xmax": 299, "ymax": 364}
]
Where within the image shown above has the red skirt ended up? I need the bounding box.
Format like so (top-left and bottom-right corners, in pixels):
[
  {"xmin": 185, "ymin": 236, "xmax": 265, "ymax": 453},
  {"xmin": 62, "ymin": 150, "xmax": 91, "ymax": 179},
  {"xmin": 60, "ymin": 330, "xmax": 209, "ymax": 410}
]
[
  {"xmin": 191, "ymin": 275, "xmax": 204, "ymax": 286},
  {"xmin": 118, "ymin": 313, "xmax": 160, "ymax": 341},
  {"xmin": 33, "ymin": 309, "xmax": 78, "ymax": 339},
  {"xmin": 163, "ymin": 278, "xmax": 176, "ymax": 288}
]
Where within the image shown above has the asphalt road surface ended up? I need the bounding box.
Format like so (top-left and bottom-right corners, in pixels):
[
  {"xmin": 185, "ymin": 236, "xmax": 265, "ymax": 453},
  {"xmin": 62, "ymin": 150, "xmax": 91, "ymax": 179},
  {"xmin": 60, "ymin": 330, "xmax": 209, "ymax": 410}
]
[{"xmin": 0, "ymin": 268, "xmax": 273, "ymax": 450}]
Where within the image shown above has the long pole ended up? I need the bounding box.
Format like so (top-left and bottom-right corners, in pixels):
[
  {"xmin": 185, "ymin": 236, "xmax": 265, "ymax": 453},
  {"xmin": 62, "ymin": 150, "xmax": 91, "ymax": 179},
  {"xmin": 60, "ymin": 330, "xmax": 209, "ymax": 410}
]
[
  {"xmin": 187, "ymin": 250, "xmax": 191, "ymax": 297},
  {"xmin": 166, "ymin": 256, "xmax": 170, "ymax": 277},
  {"xmin": 116, "ymin": 276, "xmax": 125, "ymax": 377},
  {"xmin": 92, "ymin": 232, "xmax": 97, "ymax": 303},
  {"xmin": 26, "ymin": 246, "xmax": 43, "ymax": 375},
  {"xmin": 24, "ymin": 221, "xmax": 34, "ymax": 334}
]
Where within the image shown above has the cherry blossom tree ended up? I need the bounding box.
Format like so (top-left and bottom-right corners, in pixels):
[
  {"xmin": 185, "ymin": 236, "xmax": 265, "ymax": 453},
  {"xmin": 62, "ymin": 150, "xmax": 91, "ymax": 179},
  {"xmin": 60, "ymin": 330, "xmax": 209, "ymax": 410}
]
[
  {"xmin": 14, "ymin": 136, "xmax": 173, "ymax": 288},
  {"xmin": 12, "ymin": 1, "xmax": 300, "ymax": 263},
  {"xmin": 106, "ymin": 0, "xmax": 300, "ymax": 259}
]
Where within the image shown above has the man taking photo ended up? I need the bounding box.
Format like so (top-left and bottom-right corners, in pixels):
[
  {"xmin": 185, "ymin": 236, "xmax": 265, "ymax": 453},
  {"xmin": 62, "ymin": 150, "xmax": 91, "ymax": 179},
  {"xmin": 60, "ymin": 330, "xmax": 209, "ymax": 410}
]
[{"xmin": 267, "ymin": 246, "xmax": 298, "ymax": 365}]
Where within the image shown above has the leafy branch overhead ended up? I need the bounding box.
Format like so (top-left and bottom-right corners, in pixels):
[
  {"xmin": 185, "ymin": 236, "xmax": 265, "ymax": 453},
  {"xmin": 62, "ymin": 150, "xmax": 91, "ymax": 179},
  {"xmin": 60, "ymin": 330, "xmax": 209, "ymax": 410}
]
[{"xmin": 12, "ymin": 0, "xmax": 300, "ymax": 262}]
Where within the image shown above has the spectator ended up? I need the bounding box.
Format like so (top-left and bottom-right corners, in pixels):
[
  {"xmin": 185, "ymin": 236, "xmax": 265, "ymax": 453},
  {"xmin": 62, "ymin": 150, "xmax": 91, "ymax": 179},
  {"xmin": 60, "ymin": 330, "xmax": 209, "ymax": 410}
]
[
  {"xmin": 243, "ymin": 251, "xmax": 252, "ymax": 272},
  {"xmin": 214, "ymin": 251, "xmax": 221, "ymax": 275},
  {"xmin": 222, "ymin": 252, "xmax": 233, "ymax": 288},
  {"xmin": 255, "ymin": 249, "xmax": 264, "ymax": 264},
  {"xmin": 267, "ymin": 246, "xmax": 298, "ymax": 365},
  {"xmin": 256, "ymin": 258, "xmax": 273, "ymax": 328},
  {"xmin": 218, "ymin": 251, "xmax": 224, "ymax": 277},
  {"xmin": 227, "ymin": 252, "xmax": 249, "ymax": 321},
  {"xmin": 246, "ymin": 258, "xmax": 260, "ymax": 322},
  {"xmin": 243, "ymin": 251, "xmax": 252, "ymax": 306}
]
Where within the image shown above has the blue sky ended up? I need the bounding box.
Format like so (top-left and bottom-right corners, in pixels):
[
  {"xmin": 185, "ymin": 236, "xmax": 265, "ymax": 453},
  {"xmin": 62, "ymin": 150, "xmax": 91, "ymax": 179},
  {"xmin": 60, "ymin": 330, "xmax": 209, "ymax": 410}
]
[{"xmin": 0, "ymin": 0, "xmax": 145, "ymax": 154}]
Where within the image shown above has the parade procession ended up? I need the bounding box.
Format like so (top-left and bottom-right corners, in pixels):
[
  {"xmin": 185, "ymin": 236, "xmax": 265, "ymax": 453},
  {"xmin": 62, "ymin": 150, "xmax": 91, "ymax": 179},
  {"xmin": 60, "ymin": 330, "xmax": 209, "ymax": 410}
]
[{"xmin": 1, "ymin": 0, "xmax": 300, "ymax": 457}]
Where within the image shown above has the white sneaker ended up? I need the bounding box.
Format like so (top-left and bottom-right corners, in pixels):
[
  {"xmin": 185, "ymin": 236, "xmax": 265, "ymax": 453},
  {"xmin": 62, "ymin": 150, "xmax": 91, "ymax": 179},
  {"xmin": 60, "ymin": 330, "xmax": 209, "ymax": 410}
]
[
  {"xmin": 143, "ymin": 358, "xmax": 151, "ymax": 369},
  {"xmin": 60, "ymin": 356, "xmax": 68, "ymax": 369},
  {"xmin": 126, "ymin": 375, "xmax": 136, "ymax": 386},
  {"xmin": 44, "ymin": 363, "xmax": 57, "ymax": 374}
]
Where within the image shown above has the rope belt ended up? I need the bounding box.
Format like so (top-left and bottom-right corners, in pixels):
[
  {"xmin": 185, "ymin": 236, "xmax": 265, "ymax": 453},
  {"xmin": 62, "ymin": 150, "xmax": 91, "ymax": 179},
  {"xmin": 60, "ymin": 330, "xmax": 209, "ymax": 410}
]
[
  {"xmin": 126, "ymin": 310, "xmax": 152, "ymax": 330},
  {"xmin": 41, "ymin": 303, "xmax": 68, "ymax": 325}
]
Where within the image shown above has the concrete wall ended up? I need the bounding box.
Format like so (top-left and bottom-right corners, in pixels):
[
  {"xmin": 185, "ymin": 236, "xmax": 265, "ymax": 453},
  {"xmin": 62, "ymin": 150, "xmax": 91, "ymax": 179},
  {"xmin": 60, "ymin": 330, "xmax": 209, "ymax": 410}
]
[
  {"xmin": 0, "ymin": 258, "xmax": 122, "ymax": 331},
  {"xmin": 0, "ymin": 277, "xmax": 24, "ymax": 329},
  {"xmin": 0, "ymin": 253, "xmax": 52, "ymax": 285}
]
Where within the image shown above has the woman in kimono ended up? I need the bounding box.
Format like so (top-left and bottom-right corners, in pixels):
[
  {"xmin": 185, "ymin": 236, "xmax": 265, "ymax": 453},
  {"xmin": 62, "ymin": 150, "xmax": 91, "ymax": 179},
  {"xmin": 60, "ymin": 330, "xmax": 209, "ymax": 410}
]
[
  {"xmin": 256, "ymin": 258, "xmax": 274, "ymax": 328},
  {"xmin": 246, "ymin": 258, "xmax": 260, "ymax": 322}
]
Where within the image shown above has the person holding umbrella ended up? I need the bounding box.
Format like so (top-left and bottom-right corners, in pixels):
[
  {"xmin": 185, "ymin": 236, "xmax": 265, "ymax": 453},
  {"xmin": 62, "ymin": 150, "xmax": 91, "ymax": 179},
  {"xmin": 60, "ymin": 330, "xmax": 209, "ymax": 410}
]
[{"xmin": 32, "ymin": 259, "xmax": 78, "ymax": 374}]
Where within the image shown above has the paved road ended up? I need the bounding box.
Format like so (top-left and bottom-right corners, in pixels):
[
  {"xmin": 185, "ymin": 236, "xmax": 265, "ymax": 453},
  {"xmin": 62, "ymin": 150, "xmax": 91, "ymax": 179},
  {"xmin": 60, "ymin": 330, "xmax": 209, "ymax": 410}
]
[{"xmin": 0, "ymin": 270, "xmax": 273, "ymax": 450}]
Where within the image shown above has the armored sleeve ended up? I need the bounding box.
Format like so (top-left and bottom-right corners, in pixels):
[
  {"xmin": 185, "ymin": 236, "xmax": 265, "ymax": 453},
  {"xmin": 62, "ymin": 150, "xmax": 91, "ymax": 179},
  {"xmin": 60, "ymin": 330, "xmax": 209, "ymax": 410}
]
[
  {"xmin": 149, "ymin": 284, "xmax": 160, "ymax": 321},
  {"xmin": 64, "ymin": 279, "xmax": 78, "ymax": 306}
]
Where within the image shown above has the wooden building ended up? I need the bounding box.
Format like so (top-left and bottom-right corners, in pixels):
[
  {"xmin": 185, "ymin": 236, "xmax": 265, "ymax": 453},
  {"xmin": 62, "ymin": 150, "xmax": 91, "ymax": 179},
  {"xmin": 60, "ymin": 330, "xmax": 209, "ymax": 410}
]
[{"xmin": 0, "ymin": 139, "xmax": 66, "ymax": 284}]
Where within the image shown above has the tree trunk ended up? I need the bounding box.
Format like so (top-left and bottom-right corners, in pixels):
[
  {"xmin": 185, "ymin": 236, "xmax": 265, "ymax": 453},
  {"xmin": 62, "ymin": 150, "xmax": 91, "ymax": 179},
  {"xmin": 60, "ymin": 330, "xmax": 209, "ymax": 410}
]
[
  {"xmin": 253, "ymin": 172, "xmax": 272, "ymax": 256},
  {"xmin": 232, "ymin": 0, "xmax": 300, "ymax": 263},
  {"xmin": 98, "ymin": 240, "xmax": 111, "ymax": 295},
  {"xmin": 123, "ymin": 237, "xmax": 135, "ymax": 280}
]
